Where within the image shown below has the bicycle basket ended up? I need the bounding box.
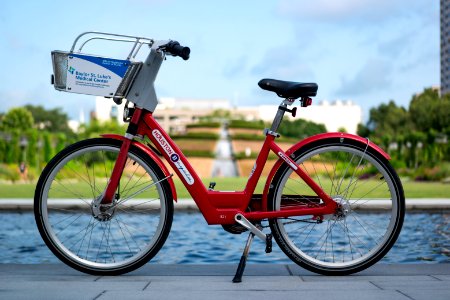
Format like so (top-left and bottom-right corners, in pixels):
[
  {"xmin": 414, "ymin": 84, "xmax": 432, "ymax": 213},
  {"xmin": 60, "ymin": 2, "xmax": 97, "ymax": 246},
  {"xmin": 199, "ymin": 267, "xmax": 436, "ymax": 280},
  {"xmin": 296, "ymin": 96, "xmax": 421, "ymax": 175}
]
[{"xmin": 51, "ymin": 50, "xmax": 142, "ymax": 98}]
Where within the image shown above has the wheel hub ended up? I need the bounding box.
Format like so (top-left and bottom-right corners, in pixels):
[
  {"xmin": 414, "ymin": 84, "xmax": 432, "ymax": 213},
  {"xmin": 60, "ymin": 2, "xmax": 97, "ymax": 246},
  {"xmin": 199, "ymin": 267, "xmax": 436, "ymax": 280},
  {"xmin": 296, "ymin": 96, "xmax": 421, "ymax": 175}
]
[
  {"xmin": 330, "ymin": 195, "xmax": 351, "ymax": 221},
  {"xmin": 91, "ymin": 195, "xmax": 117, "ymax": 221}
]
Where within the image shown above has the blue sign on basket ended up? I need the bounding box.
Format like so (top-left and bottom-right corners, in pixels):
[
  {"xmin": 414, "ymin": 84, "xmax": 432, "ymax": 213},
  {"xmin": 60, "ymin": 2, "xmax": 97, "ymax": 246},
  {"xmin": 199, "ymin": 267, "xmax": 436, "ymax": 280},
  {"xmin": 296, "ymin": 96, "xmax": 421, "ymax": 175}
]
[{"xmin": 65, "ymin": 54, "xmax": 130, "ymax": 97}]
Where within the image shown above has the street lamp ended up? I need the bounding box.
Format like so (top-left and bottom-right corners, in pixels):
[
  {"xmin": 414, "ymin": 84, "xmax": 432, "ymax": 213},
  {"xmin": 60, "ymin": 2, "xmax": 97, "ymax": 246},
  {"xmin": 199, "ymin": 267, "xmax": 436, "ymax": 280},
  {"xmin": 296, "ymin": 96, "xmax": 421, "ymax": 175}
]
[
  {"xmin": 36, "ymin": 139, "xmax": 43, "ymax": 171},
  {"xmin": 19, "ymin": 136, "xmax": 28, "ymax": 173}
]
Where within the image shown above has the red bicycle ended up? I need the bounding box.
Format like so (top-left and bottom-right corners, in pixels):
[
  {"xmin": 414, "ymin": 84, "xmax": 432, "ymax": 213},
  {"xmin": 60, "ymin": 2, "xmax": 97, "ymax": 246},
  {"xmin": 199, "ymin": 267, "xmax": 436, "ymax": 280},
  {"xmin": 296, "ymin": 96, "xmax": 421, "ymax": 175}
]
[{"xmin": 35, "ymin": 32, "xmax": 404, "ymax": 282}]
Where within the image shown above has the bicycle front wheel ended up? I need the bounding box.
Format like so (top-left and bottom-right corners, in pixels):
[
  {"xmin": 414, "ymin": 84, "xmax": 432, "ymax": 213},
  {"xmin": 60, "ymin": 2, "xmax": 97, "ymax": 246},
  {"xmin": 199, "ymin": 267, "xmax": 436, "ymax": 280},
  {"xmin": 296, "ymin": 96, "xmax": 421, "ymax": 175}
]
[
  {"xmin": 268, "ymin": 138, "xmax": 404, "ymax": 275},
  {"xmin": 34, "ymin": 138, "xmax": 174, "ymax": 275}
]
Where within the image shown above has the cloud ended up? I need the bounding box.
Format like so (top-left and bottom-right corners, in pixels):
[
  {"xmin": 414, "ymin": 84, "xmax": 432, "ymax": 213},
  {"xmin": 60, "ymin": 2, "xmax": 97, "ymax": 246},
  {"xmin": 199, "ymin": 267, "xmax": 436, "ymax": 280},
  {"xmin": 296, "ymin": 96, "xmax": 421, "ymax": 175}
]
[
  {"xmin": 251, "ymin": 46, "xmax": 314, "ymax": 80},
  {"xmin": 0, "ymin": 83, "xmax": 94, "ymax": 121},
  {"xmin": 277, "ymin": 0, "xmax": 428, "ymax": 24},
  {"xmin": 377, "ymin": 31, "xmax": 415, "ymax": 59},
  {"xmin": 223, "ymin": 55, "xmax": 248, "ymax": 78},
  {"xmin": 336, "ymin": 58, "xmax": 392, "ymax": 97}
]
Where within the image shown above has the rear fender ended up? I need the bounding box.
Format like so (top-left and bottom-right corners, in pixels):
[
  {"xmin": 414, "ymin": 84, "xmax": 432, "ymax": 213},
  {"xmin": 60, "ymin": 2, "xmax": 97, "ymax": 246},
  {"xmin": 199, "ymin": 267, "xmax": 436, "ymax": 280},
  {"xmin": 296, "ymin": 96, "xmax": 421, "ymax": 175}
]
[
  {"xmin": 262, "ymin": 132, "xmax": 390, "ymax": 209},
  {"xmin": 101, "ymin": 134, "xmax": 177, "ymax": 202}
]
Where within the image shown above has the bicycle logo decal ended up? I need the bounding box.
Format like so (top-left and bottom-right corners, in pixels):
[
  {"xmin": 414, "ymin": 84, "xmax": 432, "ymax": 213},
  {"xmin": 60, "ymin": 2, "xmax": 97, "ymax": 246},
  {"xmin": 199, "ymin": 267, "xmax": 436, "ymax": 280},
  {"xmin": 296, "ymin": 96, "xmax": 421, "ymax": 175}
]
[
  {"xmin": 248, "ymin": 163, "xmax": 257, "ymax": 179},
  {"xmin": 278, "ymin": 151, "xmax": 298, "ymax": 170},
  {"xmin": 152, "ymin": 129, "xmax": 194, "ymax": 185}
]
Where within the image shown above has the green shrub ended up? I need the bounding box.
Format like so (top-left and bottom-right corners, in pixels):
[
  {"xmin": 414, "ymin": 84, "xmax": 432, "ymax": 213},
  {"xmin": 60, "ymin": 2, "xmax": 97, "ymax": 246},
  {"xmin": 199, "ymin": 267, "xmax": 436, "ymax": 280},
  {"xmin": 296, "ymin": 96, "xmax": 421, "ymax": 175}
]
[
  {"xmin": 186, "ymin": 122, "xmax": 221, "ymax": 128},
  {"xmin": 231, "ymin": 134, "xmax": 265, "ymax": 141},
  {"xmin": 229, "ymin": 120, "xmax": 266, "ymax": 129},
  {"xmin": 172, "ymin": 132, "xmax": 219, "ymax": 140},
  {"xmin": 183, "ymin": 150, "xmax": 215, "ymax": 158},
  {"xmin": 0, "ymin": 164, "xmax": 20, "ymax": 182},
  {"xmin": 231, "ymin": 133, "xmax": 298, "ymax": 143},
  {"xmin": 390, "ymin": 159, "xmax": 407, "ymax": 170},
  {"xmin": 414, "ymin": 163, "xmax": 450, "ymax": 181}
]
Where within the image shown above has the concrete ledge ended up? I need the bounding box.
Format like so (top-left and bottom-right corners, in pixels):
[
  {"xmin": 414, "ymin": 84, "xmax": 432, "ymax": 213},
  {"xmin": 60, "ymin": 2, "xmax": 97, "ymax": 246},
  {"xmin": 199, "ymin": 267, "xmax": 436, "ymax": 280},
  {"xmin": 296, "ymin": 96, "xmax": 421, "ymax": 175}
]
[
  {"xmin": 0, "ymin": 264, "xmax": 448, "ymax": 300},
  {"xmin": 1, "ymin": 198, "xmax": 449, "ymax": 211}
]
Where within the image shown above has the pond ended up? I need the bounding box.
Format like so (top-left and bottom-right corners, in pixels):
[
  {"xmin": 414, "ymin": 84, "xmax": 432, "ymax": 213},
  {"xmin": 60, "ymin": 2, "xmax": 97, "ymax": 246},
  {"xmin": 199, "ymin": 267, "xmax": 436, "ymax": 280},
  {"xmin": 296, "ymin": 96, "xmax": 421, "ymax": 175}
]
[{"xmin": 0, "ymin": 211, "xmax": 448, "ymax": 264}]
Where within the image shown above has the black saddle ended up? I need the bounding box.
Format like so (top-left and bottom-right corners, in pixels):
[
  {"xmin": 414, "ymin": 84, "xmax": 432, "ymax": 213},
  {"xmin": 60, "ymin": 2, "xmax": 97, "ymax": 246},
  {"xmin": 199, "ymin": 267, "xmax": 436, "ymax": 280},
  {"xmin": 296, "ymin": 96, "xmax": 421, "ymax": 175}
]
[{"xmin": 258, "ymin": 79, "xmax": 318, "ymax": 98}]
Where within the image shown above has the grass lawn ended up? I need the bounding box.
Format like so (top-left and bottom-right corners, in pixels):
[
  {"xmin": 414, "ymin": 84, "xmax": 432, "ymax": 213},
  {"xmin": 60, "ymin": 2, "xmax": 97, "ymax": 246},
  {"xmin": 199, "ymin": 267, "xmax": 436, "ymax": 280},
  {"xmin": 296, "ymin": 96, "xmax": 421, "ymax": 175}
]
[{"xmin": 0, "ymin": 177, "xmax": 449, "ymax": 199}]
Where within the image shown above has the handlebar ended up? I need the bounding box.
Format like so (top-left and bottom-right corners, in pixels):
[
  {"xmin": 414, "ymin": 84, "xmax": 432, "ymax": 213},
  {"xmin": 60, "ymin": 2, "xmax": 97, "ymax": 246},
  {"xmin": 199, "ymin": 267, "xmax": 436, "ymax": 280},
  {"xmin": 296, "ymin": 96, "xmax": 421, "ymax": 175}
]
[{"xmin": 161, "ymin": 41, "xmax": 190, "ymax": 60}]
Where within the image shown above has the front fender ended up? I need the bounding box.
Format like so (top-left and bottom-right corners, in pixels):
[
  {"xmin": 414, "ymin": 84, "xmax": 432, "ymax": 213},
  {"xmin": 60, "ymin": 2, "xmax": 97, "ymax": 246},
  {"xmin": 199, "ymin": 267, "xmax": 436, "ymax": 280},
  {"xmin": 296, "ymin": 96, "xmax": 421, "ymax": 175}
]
[
  {"xmin": 262, "ymin": 132, "xmax": 390, "ymax": 209},
  {"xmin": 101, "ymin": 134, "xmax": 177, "ymax": 202}
]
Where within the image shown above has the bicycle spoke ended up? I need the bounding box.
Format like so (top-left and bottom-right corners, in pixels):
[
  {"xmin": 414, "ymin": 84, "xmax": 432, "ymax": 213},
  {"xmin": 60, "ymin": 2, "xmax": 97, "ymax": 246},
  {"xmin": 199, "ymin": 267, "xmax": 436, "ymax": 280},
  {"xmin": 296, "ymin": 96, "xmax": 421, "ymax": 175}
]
[
  {"xmin": 50, "ymin": 180, "xmax": 93, "ymax": 203},
  {"xmin": 319, "ymin": 153, "xmax": 338, "ymax": 196},
  {"xmin": 50, "ymin": 211, "xmax": 83, "ymax": 228},
  {"xmin": 272, "ymin": 142, "xmax": 403, "ymax": 272},
  {"xmin": 36, "ymin": 141, "xmax": 172, "ymax": 272},
  {"xmin": 114, "ymin": 175, "xmax": 170, "ymax": 207},
  {"xmin": 121, "ymin": 177, "xmax": 155, "ymax": 199},
  {"xmin": 120, "ymin": 159, "xmax": 140, "ymax": 195},
  {"xmin": 77, "ymin": 217, "xmax": 97, "ymax": 257}
]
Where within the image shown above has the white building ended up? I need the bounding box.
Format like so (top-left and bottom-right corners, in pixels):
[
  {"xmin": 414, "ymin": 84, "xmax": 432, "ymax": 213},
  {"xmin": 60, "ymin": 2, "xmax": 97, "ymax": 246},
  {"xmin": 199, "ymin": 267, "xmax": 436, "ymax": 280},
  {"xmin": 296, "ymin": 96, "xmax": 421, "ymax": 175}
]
[
  {"xmin": 236, "ymin": 100, "xmax": 362, "ymax": 134},
  {"xmin": 94, "ymin": 97, "xmax": 127, "ymax": 124},
  {"xmin": 93, "ymin": 96, "xmax": 231, "ymax": 133},
  {"xmin": 93, "ymin": 96, "xmax": 362, "ymax": 134}
]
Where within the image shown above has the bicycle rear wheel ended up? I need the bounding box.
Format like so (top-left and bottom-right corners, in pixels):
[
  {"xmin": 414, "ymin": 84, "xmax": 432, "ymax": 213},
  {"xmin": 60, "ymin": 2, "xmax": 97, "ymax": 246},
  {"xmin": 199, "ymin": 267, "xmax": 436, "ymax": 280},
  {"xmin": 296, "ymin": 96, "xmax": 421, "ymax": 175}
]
[
  {"xmin": 268, "ymin": 138, "xmax": 404, "ymax": 275},
  {"xmin": 34, "ymin": 138, "xmax": 174, "ymax": 275}
]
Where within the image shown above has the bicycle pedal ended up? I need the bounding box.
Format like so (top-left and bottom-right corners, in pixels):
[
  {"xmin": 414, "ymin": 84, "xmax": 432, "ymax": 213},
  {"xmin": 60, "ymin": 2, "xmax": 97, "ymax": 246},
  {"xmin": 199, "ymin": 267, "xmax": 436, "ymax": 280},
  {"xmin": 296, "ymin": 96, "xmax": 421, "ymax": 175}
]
[
  {"xmin": 222, "ymin": 223, "xmax": 248, "ymax": 234},
  {"xmin": 265, "ymin": 233, "xmax": 273, "ymax": 253}
]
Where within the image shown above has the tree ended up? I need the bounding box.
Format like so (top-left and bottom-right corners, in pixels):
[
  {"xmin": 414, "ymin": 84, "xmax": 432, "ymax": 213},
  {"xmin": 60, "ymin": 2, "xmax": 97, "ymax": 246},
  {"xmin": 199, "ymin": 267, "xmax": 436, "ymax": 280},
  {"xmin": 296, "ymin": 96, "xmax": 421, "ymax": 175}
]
[
  {"xmin": 43, "ymin": 132, "xmax": 54, "ymax": 163},
  {"xmin": 1, "ymin": 107, "xmax": 34, "ymax": 131},
  {"xmin": 79, "ymin": 119, "xmax": 127, "ymax": 139},
  {"xmin": 26, "ymin": 130, "xmax": 38, "ymax": 167},
  {"xmin": 410, "ymin": 88, "xmax": 450, "ymax": 133},
  {"xmin": 279, "ymin": 118, "xmax": 327, "ymax": 139},
  {"xmin": 357, "ymin": 123, "xmax": 371, "ymax": 137},
  {"xmin": 24, "ymin": 105, "xmax": 74, "ymax": 135},
  {"xmin": 5, "ymin": 131, "xmax": 20, "ymax": 164},
  {"xmin": 408, "ymin": 88, "xmax": 450, "ymax": 165},
  {"xmin": 366, "ymin": 100, "xmax": 412, "ymax": 140}
]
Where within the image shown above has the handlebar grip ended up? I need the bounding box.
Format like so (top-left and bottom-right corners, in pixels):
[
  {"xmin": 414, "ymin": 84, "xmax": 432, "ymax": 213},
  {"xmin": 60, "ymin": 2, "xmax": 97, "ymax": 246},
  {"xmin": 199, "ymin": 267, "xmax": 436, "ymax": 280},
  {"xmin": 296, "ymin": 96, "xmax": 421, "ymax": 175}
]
[{"xmin": 165, "ymin": 41, "xmax": 190, "ymax": 60}]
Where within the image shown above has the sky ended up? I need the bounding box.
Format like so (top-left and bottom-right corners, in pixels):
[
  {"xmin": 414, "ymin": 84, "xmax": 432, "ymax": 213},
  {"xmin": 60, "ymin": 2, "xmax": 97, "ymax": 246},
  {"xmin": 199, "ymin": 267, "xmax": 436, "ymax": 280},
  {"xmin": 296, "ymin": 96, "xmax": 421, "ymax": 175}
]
[{"xmin": 0, "ymin": 0, "xmax": 439, "ymax": 122}]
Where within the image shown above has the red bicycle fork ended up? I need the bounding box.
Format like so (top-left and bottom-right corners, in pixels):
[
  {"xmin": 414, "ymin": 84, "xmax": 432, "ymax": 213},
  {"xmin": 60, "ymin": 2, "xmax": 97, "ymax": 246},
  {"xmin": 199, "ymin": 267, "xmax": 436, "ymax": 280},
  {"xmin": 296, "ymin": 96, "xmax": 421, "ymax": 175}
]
[{"xmin": 102, "ymin": 109, "xmax": 143, "ymax": 204}]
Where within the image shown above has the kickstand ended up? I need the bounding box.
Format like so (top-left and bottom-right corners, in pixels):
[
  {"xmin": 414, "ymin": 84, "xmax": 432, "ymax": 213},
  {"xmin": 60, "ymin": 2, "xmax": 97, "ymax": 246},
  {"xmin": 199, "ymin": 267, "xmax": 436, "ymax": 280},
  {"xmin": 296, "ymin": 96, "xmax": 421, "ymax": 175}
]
[{"xmin": 232, "ymin": 232, "xmax": 255, "ymax": 283}]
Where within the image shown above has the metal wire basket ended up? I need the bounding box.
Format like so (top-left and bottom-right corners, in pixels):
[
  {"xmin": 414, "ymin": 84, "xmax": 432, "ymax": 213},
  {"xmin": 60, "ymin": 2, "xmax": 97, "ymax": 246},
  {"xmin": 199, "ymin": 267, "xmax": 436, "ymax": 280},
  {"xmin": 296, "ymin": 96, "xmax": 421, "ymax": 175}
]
[
  {"xmin": 51, "ymin": 51, "xmax": 142, "ymax": 98},
  {"xmin": 51, "ymin": 32, "xmax": 153, "ymax": 99}
]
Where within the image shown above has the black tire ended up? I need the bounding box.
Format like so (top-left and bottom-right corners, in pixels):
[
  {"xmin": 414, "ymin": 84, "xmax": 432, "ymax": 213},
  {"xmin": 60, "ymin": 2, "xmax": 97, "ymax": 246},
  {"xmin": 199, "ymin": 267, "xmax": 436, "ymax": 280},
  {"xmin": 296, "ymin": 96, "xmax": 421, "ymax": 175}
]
[
  {"xmin": 34, "ymin": 138, "xmax": 174, "ymax": 275},
  {"xmin": 268, "ymin": 138, "xmax": 405, "ymax": 275}
]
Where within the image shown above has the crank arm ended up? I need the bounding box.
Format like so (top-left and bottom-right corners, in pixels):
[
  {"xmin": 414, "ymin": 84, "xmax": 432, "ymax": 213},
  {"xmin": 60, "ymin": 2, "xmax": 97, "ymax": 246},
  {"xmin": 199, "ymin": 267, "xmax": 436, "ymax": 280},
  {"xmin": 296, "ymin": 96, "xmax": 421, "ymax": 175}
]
[{"xmin": 234, "ymin": 214, "xmax": 267, "ymax": 242}]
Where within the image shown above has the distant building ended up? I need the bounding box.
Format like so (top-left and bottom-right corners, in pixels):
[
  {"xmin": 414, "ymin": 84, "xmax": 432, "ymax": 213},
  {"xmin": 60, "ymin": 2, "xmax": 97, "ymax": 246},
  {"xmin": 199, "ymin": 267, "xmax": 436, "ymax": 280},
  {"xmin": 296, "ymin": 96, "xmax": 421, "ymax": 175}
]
[
  {"xmin": 93, "ymin": 96, "xmax": 231, "ymax": 133},
  {"xmin": 93, "ymin": 97, "xmax": 126, "ymax": 124},
  {"xmin": 441, "ymin": 0, "xmax": 450, "ymax": 95},
  {"xmin": 154, "ymin": 98, "xmax": 230, "ymax": 133},
  {"xmin": 158, "ymin": 97, "xmax": 230, "ymax": 110},
  {"xmin": 235, "ymin": 100, "xmax": 362, "ymax": 134},
  {"xmin": 93, "ymin": 96, "xmax": 362, "ymax": 134}
]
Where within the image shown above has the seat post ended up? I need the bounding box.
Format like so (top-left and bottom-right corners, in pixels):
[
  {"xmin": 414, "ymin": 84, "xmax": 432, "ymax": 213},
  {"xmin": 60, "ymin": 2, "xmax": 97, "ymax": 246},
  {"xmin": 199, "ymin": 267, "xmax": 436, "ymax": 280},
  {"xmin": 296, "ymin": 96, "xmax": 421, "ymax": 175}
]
[{"xmin": 269, "ymin": 101, "xmax": 288, "ymax": 133}]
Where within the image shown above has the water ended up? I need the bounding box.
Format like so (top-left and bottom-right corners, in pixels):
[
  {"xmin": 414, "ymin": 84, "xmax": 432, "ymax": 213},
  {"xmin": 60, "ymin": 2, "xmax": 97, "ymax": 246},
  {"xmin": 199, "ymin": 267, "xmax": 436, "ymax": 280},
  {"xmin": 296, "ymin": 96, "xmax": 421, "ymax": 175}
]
[{"xmin": 0, "ymin": 211, "xmax": 448, "ymax": 264}]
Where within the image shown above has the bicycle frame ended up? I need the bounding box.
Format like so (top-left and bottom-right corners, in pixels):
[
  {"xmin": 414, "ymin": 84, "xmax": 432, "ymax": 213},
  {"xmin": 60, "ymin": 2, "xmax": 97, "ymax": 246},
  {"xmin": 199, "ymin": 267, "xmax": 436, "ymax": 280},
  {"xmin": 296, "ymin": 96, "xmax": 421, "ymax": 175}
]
[{"xmin": 101, "ymin": 107, "xmax": 341, "ymax": 225}]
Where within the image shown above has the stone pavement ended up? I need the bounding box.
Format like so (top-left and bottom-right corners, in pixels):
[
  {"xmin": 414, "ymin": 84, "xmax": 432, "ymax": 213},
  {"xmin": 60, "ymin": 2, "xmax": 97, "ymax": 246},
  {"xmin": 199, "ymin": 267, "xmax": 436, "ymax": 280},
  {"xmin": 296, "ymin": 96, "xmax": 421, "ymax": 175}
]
[{"xmin": 0, "ymin": 264, "xmax": 448, "ymax": 300}]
